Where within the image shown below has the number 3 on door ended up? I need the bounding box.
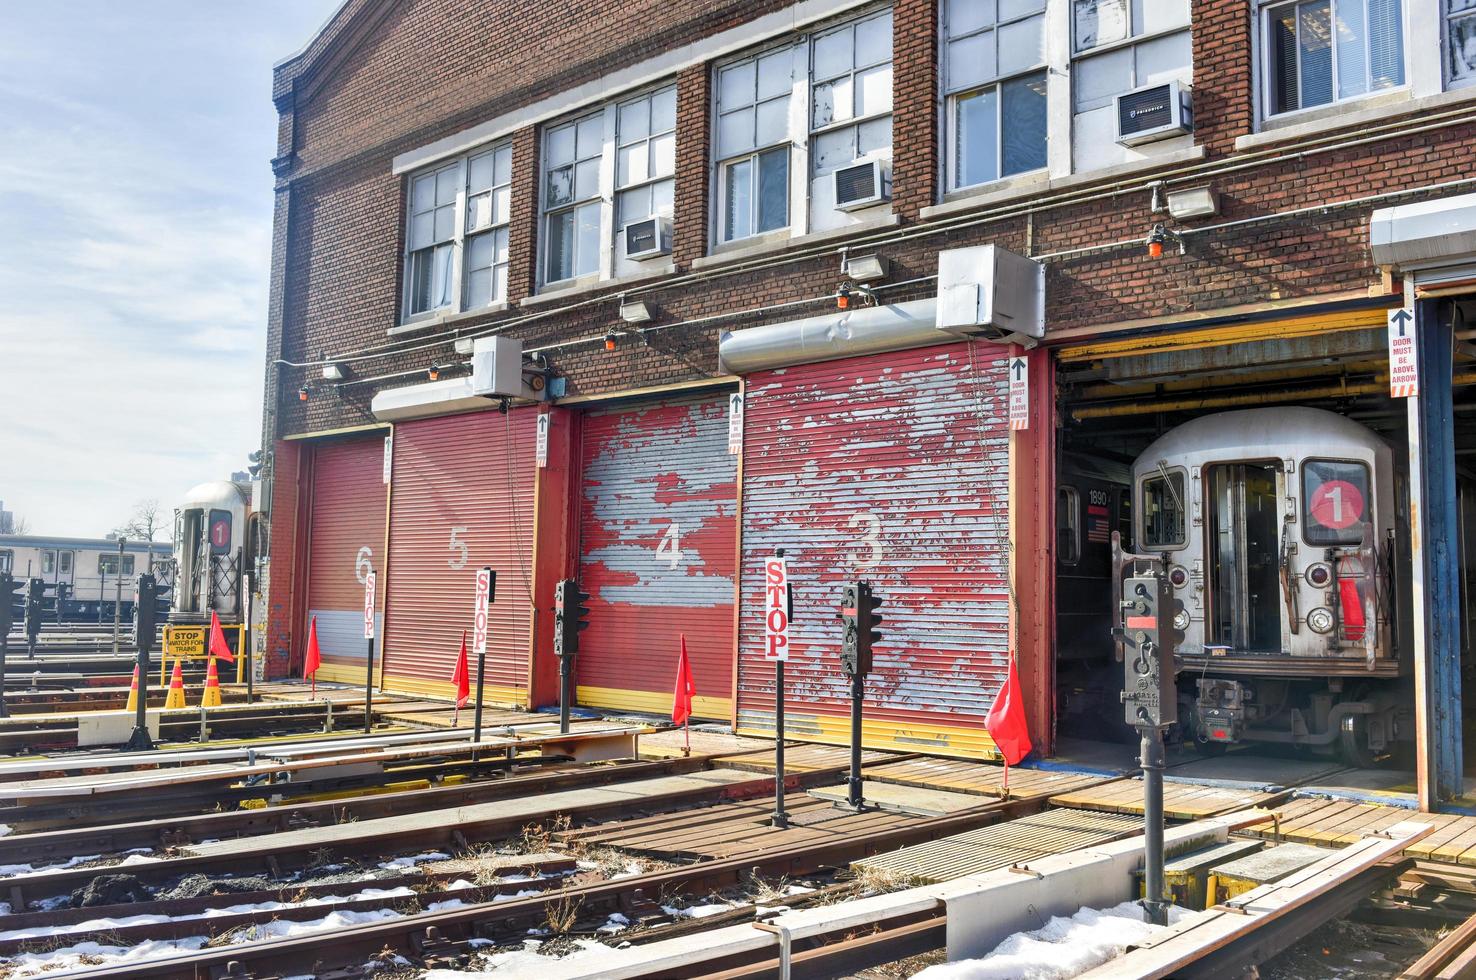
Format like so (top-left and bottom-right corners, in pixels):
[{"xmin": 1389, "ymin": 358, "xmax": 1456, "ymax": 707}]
[{"xmin": 850, "ymin": 512, "xmax": 881, "ymax": 569}]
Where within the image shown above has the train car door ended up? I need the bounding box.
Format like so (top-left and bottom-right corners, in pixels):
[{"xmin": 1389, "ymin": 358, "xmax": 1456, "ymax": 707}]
[
  {"xmin": 56, "ymin": 549, "xmax": 74, "ymax": 588},
  {"xmin": 1203, "ymin": 462, "xmax": 1287, "ymax": 653}
]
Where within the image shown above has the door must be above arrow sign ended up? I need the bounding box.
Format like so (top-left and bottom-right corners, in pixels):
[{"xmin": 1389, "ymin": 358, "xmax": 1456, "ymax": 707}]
[
  {"xmin": 1008, "ymin": 355, "xmax": 1030, "ymax": 430},
  {"xmin": 1387, "ymin": 307, "xmax": 1418, "ymax": 399}
]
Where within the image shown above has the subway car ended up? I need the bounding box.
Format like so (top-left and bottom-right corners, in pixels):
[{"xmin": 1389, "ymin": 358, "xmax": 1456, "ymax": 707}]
[
  {"xmin": 0, "ymin": 534, "xmax": 171, "ymax": 623},
  {"xmin": 1125, "ymin": 406, "xmax": 1416, "ymax": 766},
  {"xmin": 170, "ymin": 480, "xmax": 254, "ymax": 626}
]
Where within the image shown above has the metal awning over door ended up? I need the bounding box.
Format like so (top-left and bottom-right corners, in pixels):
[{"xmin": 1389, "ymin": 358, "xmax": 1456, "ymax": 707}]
[
  {"xmin": 381, "ymin": 409, "xmax": 537, "ymax": 702},
  {"xmin": 304, "ymin": 436, "xmax": 387, "ymax": 683},
  {"xmin": 576, "ymin": 393, "xmax": 738, "ymax": 720},
  {"xmin": 737, "ymin": 344, "xmax": 1012, "ymax": 759}
]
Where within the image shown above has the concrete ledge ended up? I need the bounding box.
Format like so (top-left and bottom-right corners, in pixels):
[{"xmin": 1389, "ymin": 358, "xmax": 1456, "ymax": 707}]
[
  {"xmin": 690, "ymin": 212, "xmax": 901, "ymax": 272},
  {"xmin": 520, "ymin": 264, "xmax": 676, "ymax": 308},
  {"xmin": 1235, "ymin": 86, "xmax": 1476, "ymax": 153}
]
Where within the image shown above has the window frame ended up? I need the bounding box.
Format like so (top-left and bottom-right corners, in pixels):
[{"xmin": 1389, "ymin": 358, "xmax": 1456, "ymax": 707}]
[
  {"xmin": 0, "ymin": 550, "xmax": 11, "ymax": 575},
  {"xmin": 1301, "ymin": 457, "xmax": 1374, "ymax": 547},
  {"xmin": 400, "ymin": 141, "xmax": 514, "ymax": 324},
  {"xmin": 1139, "ymin": 467, "xmax": 1188, "ymax": 550},
  {"xmin": 98, "ymin": 553, "xmax": 135, "ymax": 576},
  {"xmin": 1069, "ymin": 0, "xmax": 1194, "ymax": 114},
  {"xmin": 942, "ymin": 0, "xmax": 1050, "ymax": 193},
  {"xmin": 1257, "ymin": 0, "xmax": 1409, "ymax": 120},
  {"xmin": 1057, "ymin": 485, "xmax": 1082, "ymax": 566},
  {"xmin": 540, "ymin": 109, "xmax": 608, "ymax": 287},
  {"xmin": 1444, "ymin": 0, "xmax": 1476, "ymax": 89},
  {"xmin": 711, "ymin": 5, "xmax": 896, "ymax": 248}
]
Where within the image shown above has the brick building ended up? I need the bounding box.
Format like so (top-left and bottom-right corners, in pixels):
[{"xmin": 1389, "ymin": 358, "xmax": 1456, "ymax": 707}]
[{"xmin": 261, "ymin": 0, "xmax": 1476, "ymax": 804}]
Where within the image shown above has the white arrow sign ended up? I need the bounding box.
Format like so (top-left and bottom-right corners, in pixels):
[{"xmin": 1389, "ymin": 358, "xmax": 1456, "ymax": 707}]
[
  {"xmin": 1387, "ymin": 307, "xmax": 1418, "ymax": 398},
  {"xmin": 1008, "ymin": 355, "xmax": 1030, "ymax": 430}
]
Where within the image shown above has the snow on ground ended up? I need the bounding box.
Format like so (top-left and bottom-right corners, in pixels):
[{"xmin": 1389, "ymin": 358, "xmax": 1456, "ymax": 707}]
[
  {"xmin": 0, "ymin": 899, "xmax": 415, "ymax": 975},
  {"xmin": 0, "ymin": 854, "xmax": 101, "ymax": 878},
  {"xmin": 422, "ymin": 939, "xmax": 613, "ymax": 978},
  {"xmin": 0, "ymin": 824, "xmax": 12, "ymax": 837},
  {"xmin": 911, "ymin": 902, "xmax": 1191, "ymax": 980},
  {"xmin": 378, "ymin": 851, "xmax": 451, "ymax": 870}
]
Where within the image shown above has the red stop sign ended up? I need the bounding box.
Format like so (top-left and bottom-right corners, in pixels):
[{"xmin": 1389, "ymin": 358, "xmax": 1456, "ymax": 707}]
[{"xmin": 1309, "ymin": 480, "xmax": 1365, "ymax": 530}]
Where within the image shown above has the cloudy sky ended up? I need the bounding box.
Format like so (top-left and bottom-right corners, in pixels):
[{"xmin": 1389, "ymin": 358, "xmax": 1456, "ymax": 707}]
[{"xmin": 0, "ymin": 1, "xmax": 340, "ymax": 538}]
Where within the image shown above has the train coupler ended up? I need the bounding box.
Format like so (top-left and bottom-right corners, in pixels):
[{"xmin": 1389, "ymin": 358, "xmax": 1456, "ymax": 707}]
[{"xmin": 1195, "ymin": 678, "xmax": 1246, "ymax": 743}]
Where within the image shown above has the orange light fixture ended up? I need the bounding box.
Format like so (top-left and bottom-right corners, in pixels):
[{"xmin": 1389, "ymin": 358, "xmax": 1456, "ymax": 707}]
[
  {"xmin": 604, "ymin": 329, "xmax": 618, "ymax": 352},
  {"xmin": 427, "ymin": 365, "xmax": 441, "ymax": 381},
  {"xmin": 298, "ymin": 387, "xmax": 309, "ymax": 402},
  {"xmin": 1148, "ymin": 239, "xmax": 1164, "ymax": 259}
]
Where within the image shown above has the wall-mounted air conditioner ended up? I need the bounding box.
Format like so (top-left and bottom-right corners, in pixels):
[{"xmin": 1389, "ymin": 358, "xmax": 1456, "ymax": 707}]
[
  {"xmin": 1115, "ymin": 80, "xmax": 1193, "ymax": 146},
  {"xmin": 833, "ymin": 159, "xmax": 890, "ymax": 211},
  {"xmin": 936, "ymin": 245, "xmax": 1045, "ymax": 343},
  {"xmin": 623, "ymin": 216, "xmax": 671, "ymax": 260}
]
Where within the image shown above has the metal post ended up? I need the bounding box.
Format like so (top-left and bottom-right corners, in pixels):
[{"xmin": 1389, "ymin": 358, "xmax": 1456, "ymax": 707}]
[
  {"xmin": 363, "ymin": 636, "xmax": 375, "ymax": 734},
  {"xmin": 242, "ymin": 589, "xmax": 254, "ymax": 705},
  {"xmin": 1407, "ymin": 296, "xmax": 1463, "ymax": 809},
  {"xmin": 559, "ymin": 653, "xmax": 572, "ymax": 735},
  {"xmin": 847, "ymin": 673, "xmax": 865, "ymax": 810},
  {"xmin": 125, "ymin": 596, "xmax": 155, "ymax": 752},
  {"xmin": 1140, "ymin": 724, "xmax": 1167, "ymax": 926},
  {"xmin": 112, "ymin": 539, "xmax": 124, "ymax": 657},
  {"xmin": 473, "ymin": 650, "xmax": 486, "ymax": 746},
  {"xmin": 98, "ymin": 568, "xmax": 105, "ymax": 625},
  {"xmin": 772, "ymin": 659, "xmax": 788, "ymax": 829},
  {"xmin": 0, "ymin": 634, "xmax": 8, "ymax": 719}
]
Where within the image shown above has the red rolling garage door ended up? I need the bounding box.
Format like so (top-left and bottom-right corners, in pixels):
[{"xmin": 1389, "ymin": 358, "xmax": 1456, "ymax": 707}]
[
  {"xmin": 304, "ymin": 436, "xmax": 388, "ymax": 684},
  {"xmin": 736, "ymin": 344, "xmax": 1012, "ymax": 758},
  {"xmin": 381, "ymin": 408, "xmax": 537, "ymax": 702},
  {"xmin": 576, "ymin": 393, "xmax": 737, "ymax": 720}
]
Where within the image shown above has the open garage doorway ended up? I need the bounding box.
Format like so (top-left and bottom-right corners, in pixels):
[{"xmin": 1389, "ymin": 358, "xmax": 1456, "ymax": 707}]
[{"xmin": 1050, "ymin": 301, "xmax": 1476, "ymax": 797}]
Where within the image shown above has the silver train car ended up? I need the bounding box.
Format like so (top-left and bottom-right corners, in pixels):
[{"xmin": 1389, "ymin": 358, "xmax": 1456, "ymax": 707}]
[
  {"xmin": 1129, "ymin": 406, "xmax": 1411, "ymax": 766},
  {"xmin": 0, "ymin": 534, "xmax": 171, "ymax": 620},
  {"xmin": 170, "ymin": 480, "xmax": 253, "ymax": 625}
]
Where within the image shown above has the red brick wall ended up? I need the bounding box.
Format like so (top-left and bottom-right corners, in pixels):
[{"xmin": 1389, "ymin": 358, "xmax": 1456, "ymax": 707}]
[
  {"xmin": 672, "ymin": 65, "xmax": 713, "ymax": 269},
  {"xmin": 890, "ymin": 0, "xmax": 938, "ymax": 221},
  {"xmin": 1190, "ymin": 0, "xmax": 1254, "ymax": 158},
  {"xmin": 264, "ymin": 438, "xmax": 301, "ymax": 679}
]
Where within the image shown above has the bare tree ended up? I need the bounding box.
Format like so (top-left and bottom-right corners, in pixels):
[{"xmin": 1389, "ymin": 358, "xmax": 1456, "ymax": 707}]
[{"xmin": 115, "ymin": 498, "xmax": 167, "ymax": 543}]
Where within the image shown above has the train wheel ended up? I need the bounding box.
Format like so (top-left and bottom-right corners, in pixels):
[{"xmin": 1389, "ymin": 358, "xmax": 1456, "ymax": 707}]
[{"xmin": 1338, "ymin": 713, "xmax": 1378, "ymax": 769}]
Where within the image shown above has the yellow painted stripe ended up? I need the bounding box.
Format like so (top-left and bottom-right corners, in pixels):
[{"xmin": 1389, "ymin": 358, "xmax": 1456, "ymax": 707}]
[
  {"xmin": 313, "ymin": 663, "xmax": 370, "ymax": 686},
  {"xmin": 1057, "ymin": 307, "xmax": 1388, "ymax": 362},
  {"xmin": 576, "ymin": 684, "xmax": 731, "ymax": 722},
  {"xmin": 738, "ymin": 715, "xmax": 1000, "ymax": 761},
  {"xmin": 379, "ymin": 673, "xmax": 526, "ymax": 708}
]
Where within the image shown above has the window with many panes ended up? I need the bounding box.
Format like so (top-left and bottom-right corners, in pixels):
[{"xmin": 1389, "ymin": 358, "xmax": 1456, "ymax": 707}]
[
  {"xmin": 542, "ymin": 112, "xmax": 605, "ymax": 284},
  {"xmin": 1072, "ymin": 0, "xmax": 1192, "ymax": 113},
  {"xmin": 715, "ymin": 7, "xmax": 894, "ymax": 244},
  {"xmin": 540, "ymin": 85, "xmax": 678, "ymax": 286},
  {"xmin": 1445, "ymin": 0, "xmax": 1476, "ymax": 86},
  {"xmin": 716, "ymin": 45, "xmax": 798, "ymax": 242},
  {"xmin": 1262, "ymin": 0, "xmax": 1405, "ymax": 116},
  {"xmin": 99, "ymin": 554, "xmax": 135, "ymax": 575},
  {"xmin": 403, "ymin": 143, "xmax": 512, "ymax": 320},
  {"xmin": 943, "ymin": 0, "xmax": 1048, "ymax": 192}
]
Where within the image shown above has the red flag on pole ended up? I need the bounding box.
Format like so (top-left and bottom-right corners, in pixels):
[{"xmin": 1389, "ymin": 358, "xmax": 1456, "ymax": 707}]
[
  {"xmin": 303, "ymin": 616, "xmax": 321, "ymax": 697},
  {"xmin": 208, "ymin": 610, "xmax": 235, "ymax": 664},
  {"xmin": 672, "ymin": 635, "xmax": 695, "ymax": 724},
  {"xmin": 985, "ymin": 653, "xmax": 1032, "ymax": 795},
  {"xmin": 451, "ymin": 630, "xmax": 471, "ymax": 712}
]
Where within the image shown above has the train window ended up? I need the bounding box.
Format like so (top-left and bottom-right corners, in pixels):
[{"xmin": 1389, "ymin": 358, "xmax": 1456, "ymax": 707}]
[
  {"xmin": 1141, "ymin": 470, "xmax": 1186, "ymax": 548},
  {"xmin": 0, "ymin": 550, "xmax": 11, "ymax": 574},
  {"xmin": 42, "ymin": 551, "xmax": 55, "ymax": 574},
  {"xmin": 1057, "ymin": 487, "xmax": 1081, "ymax": 565},
  {"xmin": 58, "ymin": 551, "xmax": 72, "ymax": 575},
  {"xmin": 1303, "ymin": 458, "xmax": 1371, "ymax": 547},
  {"xmin": 98, "ymin": 555, "xmax": 136, "ymax": 575}
]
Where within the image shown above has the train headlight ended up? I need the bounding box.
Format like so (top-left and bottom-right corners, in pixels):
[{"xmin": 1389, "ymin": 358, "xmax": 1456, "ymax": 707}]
[
  {"xmin": 1168, "ymin": 565, "xmax": 1189, "ymax": 589},
  {"xmin": 1305, "ymin": 563, "xmax": 1332, "ymax": 588},
  {"xmin": 1307, "ymin": 607, "xmax": 1335, "ymax": 634},
  {"xmin": 1172, "ymin": 609, "xmax": 1190, "ymax": 631}
]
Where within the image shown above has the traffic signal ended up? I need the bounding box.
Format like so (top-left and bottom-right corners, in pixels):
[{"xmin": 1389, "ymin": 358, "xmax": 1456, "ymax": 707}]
[
  {"xmin": 23, "ymin": 578, "xmax": 44, "ymax": 642},
  {"xmin": 134, "ymin": 573, "xmax": 158, "ymax": 648},
  {"xmin": 840, "ymin": 581, "xmax": 884, "ymax": 676},
  {"xmin": 0, "ymin": 572, "xmax": 20, "ymax": 637},
  {"xmin": 553, "ymin": 578, "xmax": 590, "ymax": 657}
]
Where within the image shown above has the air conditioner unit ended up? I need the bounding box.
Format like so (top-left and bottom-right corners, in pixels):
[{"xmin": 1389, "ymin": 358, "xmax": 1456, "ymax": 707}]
[
  {"xmin": 833, "ymin": 159, "xmax": 890, "ymax": 211},
  {"xmin": 1115, "ymin": 80, "xmax": 1193, "ymax": 146},
  {"xmin": 623, "ymin": 216, "xmax": 671, "ymax": 260},
  {"xmin": 936, "ymin": 245, "xmax": 1045, "ymax": 342}
]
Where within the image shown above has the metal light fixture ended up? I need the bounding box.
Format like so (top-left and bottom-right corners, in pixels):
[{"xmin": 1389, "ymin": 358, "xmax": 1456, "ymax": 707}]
[
  {"xmin": 320, "ymin": 362, "xmax": 347, "ymax": 382},
  {"xmin": 427, "ymin": 364, "xmax": 442, "ymax": 381},
  {"xmin": 1145, "ymin": 223, "xmax": 1184, "ymax": 258},
  {"xmin": 298, "ymin": 387, "xmax": 309, "ymax": 402},
  {"xmin": 619, "ymin": 301, "xmax": 653, "ymax": 324},
  {"xmin": 1166, "ymin": 186, "xmax": 1219, "ymax": 220},
  {"xmin": 843, "ymin": 254, "xmax": 888, "ymax": 282},
  {"xmin": 604, "ymin": 329, "xmax": 618, "ymax": 352}
]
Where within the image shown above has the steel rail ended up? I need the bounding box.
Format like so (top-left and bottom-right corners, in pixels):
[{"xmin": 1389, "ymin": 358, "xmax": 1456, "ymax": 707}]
[{"xmin": 62, "ymin": 789, "xmax": 1069, "ymax": 978}]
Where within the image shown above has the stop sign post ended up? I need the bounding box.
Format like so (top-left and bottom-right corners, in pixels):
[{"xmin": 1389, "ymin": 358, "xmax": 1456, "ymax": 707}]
[
  {"xmin": 471, "ymin": 567, "xmax": 495, "ymax": 747},
  {"xmin": 362, "ymin": 570, "xmax": 376, "ymax": 733},
  {"xmin": 764, "ymin": 551, "xmax": 794, "ymax": 829}
]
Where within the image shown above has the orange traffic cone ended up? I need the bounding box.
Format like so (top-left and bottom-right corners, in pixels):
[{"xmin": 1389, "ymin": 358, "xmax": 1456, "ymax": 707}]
[
  {"xmin": 202, "ymin": 656, "xmax": 222, "ymax": 708},
  {"xmin": 124, "ymin": 665, "xmax": 139, "ymax": 713},
  {"xmin": 164, "ymin": 658, "xmax": 187, "ymax": 709}
]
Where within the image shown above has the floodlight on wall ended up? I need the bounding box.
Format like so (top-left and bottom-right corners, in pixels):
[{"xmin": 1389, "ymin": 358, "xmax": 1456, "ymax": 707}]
[
  {"xmin": 1166, "ymin": 186, "xmax": 1219, "ymax": 220},
  {"xmin": 843, "ymin": 254, "xmax": 888, "ymax": 282},
  {"xmin": 320, "ymin": 362, "xmax": 348, "ymax": 382},
  {"xmin": 619, "ymin": 300, "xmax": 653, "ymax": 324},
  {"xmin": 453, "ymin": 337, "xmax": 475, "ymax": 356}
]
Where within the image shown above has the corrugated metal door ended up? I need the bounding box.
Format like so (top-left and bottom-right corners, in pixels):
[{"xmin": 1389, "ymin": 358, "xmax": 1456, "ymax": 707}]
[
  {"xmin": 381, "ymin": 408, "xmax": 537, "ymax": 702},
  {"xmin": 304, "ymin": 436, "xmax": 388, "ymax": 684},
  {"xmin": 577, "ymin": 393, "xmax": 737, "ymax": 719},
  {"xmin": 737, "ymin": 344, "xmax": 1011, "ymax": 759}
]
